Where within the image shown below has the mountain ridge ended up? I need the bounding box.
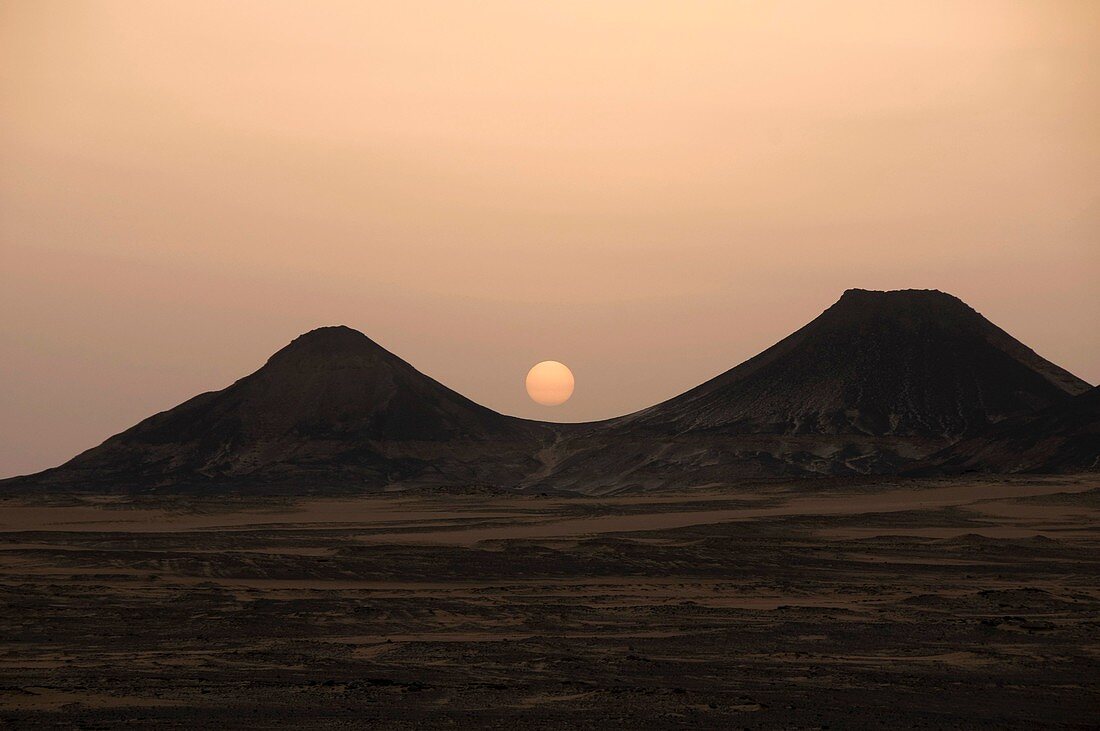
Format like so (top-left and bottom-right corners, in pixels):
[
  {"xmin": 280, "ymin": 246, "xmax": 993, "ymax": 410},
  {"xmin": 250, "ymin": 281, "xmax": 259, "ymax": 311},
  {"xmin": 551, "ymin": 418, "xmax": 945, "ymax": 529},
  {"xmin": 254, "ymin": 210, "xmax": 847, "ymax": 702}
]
[
  {"xmin": 3, "ymin": 290, "xmax": 1094, "ymax": 493},
  {"xmin": 616, "ymin": 288, "xmax": 1089, "ymax": 438},
  {"xmin": 11, "ymin": 324, "xmax": 546, "ymax": 491},
  {"xmin": 924, "ymin": 387, "xmax": 1100, "ymax": 474}
]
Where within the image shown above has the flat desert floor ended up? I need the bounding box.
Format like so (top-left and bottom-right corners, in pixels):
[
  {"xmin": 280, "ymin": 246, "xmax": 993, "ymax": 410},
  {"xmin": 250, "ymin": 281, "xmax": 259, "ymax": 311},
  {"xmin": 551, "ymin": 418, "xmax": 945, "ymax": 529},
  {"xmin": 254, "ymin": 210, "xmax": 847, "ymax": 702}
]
[{"xmin": 1, "ymin": 476, "xmax": 1099, "ymax": 728}]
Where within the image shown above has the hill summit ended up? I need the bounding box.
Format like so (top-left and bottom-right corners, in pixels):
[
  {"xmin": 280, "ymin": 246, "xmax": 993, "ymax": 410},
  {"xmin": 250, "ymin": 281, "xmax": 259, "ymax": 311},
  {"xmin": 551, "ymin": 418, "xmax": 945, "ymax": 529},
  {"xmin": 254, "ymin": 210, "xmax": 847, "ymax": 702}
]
[
  {"xmin": 21, "ymin": 326, "xmax": 540, "ymax": 489},
  {"xmin": 3, "ymin": 290, "xmax": 1092, "ymax": 493},
  {"xmin": 621, "ymin": 289, "xmax": 1090, "ymax": 438}
]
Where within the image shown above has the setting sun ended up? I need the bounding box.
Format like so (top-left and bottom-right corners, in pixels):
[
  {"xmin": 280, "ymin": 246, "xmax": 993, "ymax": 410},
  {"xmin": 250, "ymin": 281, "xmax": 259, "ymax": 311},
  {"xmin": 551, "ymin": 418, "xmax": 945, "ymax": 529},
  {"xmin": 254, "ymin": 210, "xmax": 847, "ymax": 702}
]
[{"xmin": 525, "ymin": 361, "xmax": 575, "ymax": 406}]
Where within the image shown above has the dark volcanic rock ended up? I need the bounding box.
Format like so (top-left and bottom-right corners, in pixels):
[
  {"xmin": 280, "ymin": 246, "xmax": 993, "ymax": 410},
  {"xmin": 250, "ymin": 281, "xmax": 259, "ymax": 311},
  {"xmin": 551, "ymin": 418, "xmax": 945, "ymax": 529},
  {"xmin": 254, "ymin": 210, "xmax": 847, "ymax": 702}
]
[
  {"xmin": 619, "ymin": 289, "xmax": 1089, "ymax": 438},
  {"xmin": 6, "ymin": 326, "xmax": 547, "ymax": 491},
  {"xmin": 537, "ymin": 290, "xmax": 1092, "ymax": 490},
  {"xmin": 927, "ymin": 387, "xmax": 1100, "ymax": 473},
  {"xmin": 3, "ymin": 290, "xmax": 1092, "ymax": 494}
]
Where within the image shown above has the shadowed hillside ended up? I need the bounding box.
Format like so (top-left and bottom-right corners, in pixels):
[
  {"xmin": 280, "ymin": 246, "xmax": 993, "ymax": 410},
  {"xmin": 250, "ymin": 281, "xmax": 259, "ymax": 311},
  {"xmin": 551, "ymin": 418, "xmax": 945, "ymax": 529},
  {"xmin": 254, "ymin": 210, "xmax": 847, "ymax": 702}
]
[
  {"xmin": 5, "ymin": 326, "xmax": 548, "ymax": 491},
  {"xmin": 621, "ymin": 289, "xmax": 1089, "ymax": 437},
  {"xmin": 927, "ymin": 387, "xmax": 1100, "ymax": 473},
  {"xmin": 3, "ymin": 291, "xmax": 1093, "ymax": 494},
  {"xmin": 537, "ymin": 289, "xmax": 1092, "ymax": 492}
]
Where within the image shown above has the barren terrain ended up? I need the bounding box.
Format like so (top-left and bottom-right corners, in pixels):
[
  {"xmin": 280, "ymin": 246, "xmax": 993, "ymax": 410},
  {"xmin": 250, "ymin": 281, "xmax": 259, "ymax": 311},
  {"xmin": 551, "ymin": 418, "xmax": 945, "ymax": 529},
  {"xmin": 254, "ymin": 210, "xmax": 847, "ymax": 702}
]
[{"xmin": 2, "ymin": 476, "xmax": 1098, "ymax": 728}]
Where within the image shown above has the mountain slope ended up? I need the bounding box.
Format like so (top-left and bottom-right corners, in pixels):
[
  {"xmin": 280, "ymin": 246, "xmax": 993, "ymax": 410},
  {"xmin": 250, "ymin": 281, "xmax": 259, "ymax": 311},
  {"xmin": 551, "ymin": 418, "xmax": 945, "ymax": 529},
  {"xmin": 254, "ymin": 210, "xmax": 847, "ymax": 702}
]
[
  {"xmin": 11, "ymin": 326, "xmax": 546, "ymax": 490},
  {"xmin": 619, "ymin": 289, "xmax": 1089, "ymax": 438},
  {"xmin": 530, "ymin": 289, "xmax": 1091, "ymax": 493},
  {"xmin": 927, "ymin": 387, "xmax": 1100, "ymax": 473},
  {"xmin": 4, "ymin": 290, "xmax": 1091, "ymax": 495}
]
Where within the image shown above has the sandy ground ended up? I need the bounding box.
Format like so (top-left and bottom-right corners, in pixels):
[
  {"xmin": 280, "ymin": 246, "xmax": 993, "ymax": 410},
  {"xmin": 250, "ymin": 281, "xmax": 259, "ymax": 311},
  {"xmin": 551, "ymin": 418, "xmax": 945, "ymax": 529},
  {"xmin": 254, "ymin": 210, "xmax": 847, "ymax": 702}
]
[{"xmin": 1, "ymin": 475, "xmax": 1098, "ymax": 728}]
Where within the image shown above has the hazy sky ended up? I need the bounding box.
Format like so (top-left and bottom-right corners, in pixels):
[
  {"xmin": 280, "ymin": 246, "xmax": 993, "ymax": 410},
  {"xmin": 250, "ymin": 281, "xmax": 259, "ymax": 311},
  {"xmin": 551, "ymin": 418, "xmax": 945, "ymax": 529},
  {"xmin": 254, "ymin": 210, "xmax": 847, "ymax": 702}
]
[{"xmin": 2, "ymin": 0, "xmax": 1098, "ymax": 477}]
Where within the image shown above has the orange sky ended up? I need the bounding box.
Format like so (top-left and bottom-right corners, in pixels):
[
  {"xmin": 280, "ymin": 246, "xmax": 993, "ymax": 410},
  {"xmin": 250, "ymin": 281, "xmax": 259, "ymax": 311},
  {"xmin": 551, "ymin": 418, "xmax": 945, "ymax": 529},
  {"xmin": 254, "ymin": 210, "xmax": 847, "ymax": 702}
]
[{"xmin": 2, "ymin": 0, "xmax": 1098, "ymax": 477}]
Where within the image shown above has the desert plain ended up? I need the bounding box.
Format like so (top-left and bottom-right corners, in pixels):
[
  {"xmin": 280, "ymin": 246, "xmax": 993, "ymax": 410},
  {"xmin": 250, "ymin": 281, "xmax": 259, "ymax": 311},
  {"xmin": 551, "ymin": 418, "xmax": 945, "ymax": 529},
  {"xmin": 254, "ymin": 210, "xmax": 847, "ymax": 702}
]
[{"xmin": 2, "ymin": 475, "xmax": 1098, "ymax": 728}]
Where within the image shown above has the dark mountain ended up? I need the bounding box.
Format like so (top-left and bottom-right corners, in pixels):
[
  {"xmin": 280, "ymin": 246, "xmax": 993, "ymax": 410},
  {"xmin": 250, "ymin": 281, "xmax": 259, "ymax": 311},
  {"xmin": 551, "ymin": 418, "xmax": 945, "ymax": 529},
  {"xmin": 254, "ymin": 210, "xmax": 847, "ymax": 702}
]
[
  {"xmin": 531, "ymin": 289, "xmax": 1091, "ymax": 492},
  {"xmin": 619, "ymin": 289, "xmax": 1089, "ymax": 438},
  {"xmin": 4, "ymin": 290, "xmax": 1092, "ymax": 495},
  {"xmin": 926, "ymin": 387, "xmax": 1100, "ymax": 473},
  {"xmin": 9, "ymin": 326, "xmax": 547, "ymax": 491}
]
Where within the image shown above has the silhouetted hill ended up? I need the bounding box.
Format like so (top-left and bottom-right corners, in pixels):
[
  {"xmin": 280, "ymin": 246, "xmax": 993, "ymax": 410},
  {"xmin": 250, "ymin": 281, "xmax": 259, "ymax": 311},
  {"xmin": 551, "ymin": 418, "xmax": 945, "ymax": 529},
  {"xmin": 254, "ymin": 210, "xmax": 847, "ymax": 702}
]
[
  {"xmin": 927, "ymin": 387, "xmax": 1100, "ymax": 473},
  {"xmin": 7, "ymin": 327, "xmax": 546, "ymax": 491},
  {"xmin": 619, "ymin": 289, "xmax": 1089, "ymax": 438},
  {"xmin": 4, "ymin": 291, "xmax": 1092, "ymax": 495},
  {"xmin": 532, "ymin": 290, "xmax": 1091, "ymax": 492}
]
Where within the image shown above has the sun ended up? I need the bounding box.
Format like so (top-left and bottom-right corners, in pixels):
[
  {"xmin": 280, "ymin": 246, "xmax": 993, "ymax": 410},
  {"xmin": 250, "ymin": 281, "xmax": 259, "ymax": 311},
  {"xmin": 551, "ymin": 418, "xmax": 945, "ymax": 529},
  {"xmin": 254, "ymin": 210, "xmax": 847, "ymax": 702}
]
[{"xmin": 525, "ymin": 361, "xmax": 575, "ymax": 406}]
